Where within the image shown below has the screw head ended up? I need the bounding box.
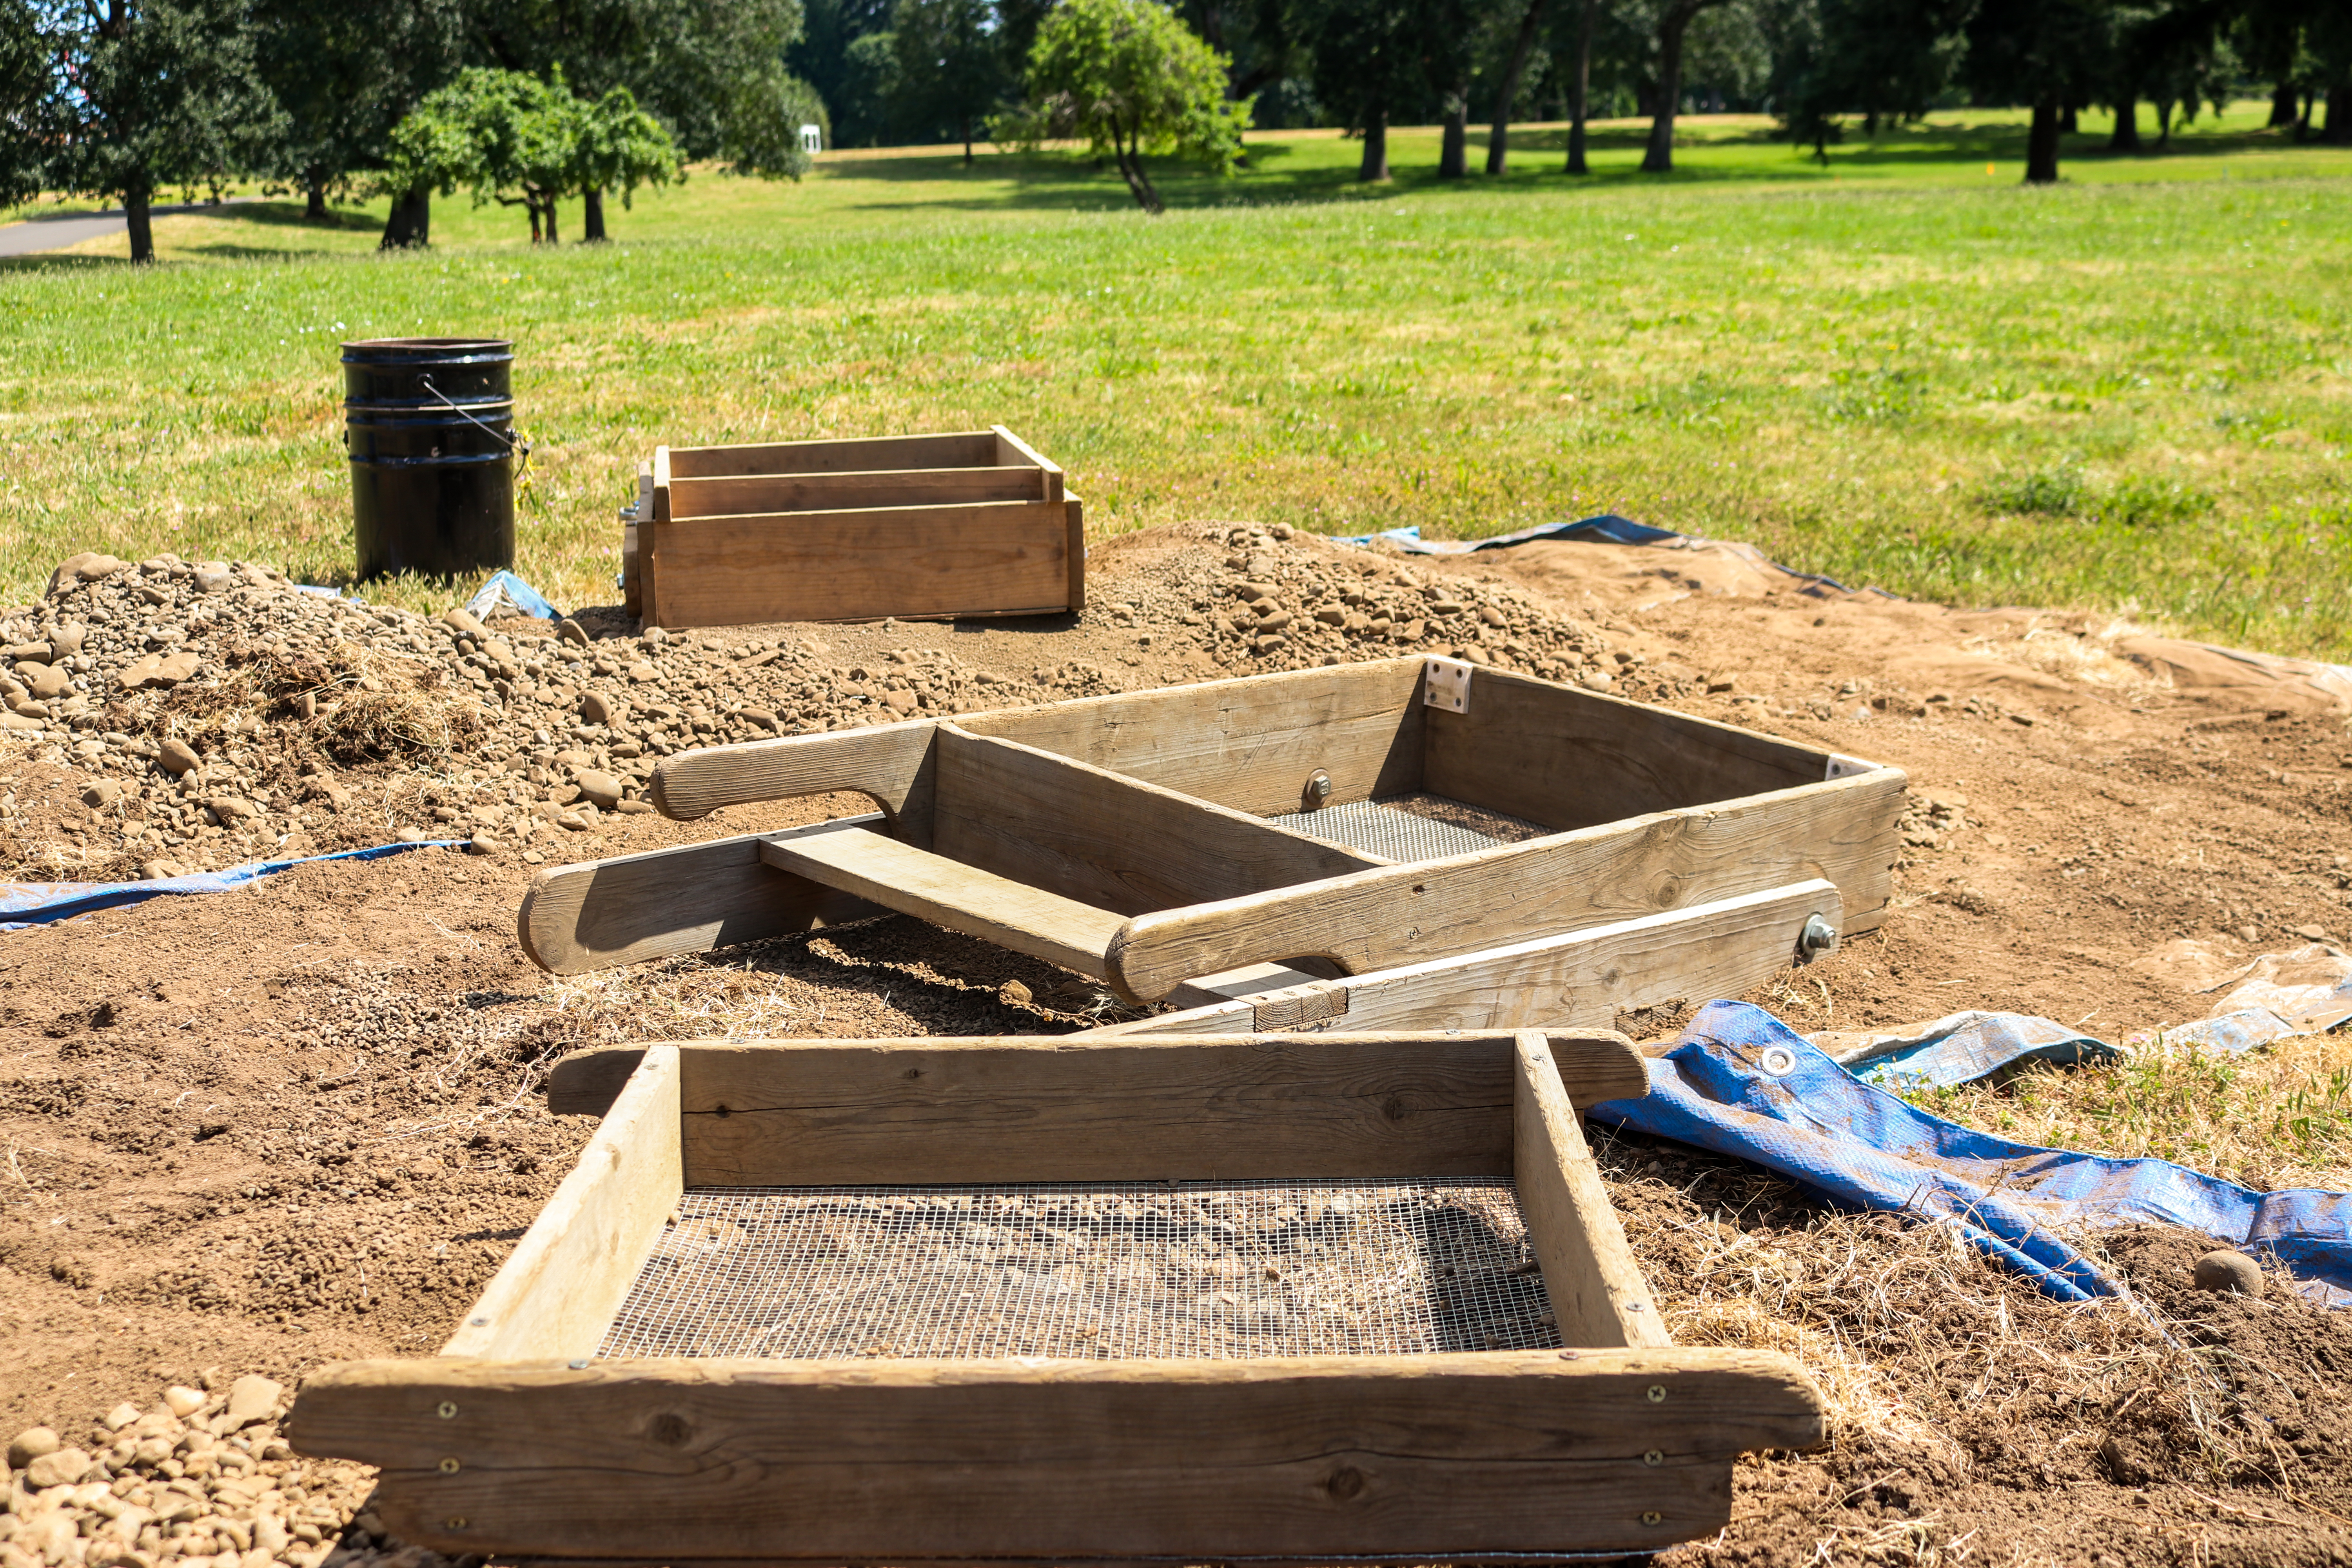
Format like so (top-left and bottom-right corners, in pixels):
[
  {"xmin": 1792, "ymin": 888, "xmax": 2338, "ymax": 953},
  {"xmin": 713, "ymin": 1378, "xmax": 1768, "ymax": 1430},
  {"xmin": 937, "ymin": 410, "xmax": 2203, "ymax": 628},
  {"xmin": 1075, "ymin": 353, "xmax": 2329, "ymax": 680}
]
[
  {"xmin": 1646, "ymin": 1384, "xmax": 1667, "ymax": 1403},
  {"xmin": 1644, "ymin": 1449, "xmax": 1664, "ymax": 1467},
  {"xmin": 438, "ymin": 1457, "xmax": 461, "ymax": 1474},
  {"xmin": 569, "ymin": 1358, "xmax": 590, "ymax": 1370},
  {"xmin": 1798, "ymin": 913, "xmax": 1838, "ymax": 957},
  {"xmin": 436, "ymin": 1401, "xmax": 457, "ymax": 1419},
  {"xmin": 467, "ymin": 1316, "xmax": 489, "ymax": 1327},
  {"xmin": 1641, "ymin": 1510, "xmax": 1664, "ymax": 1526},
  {"xmin": 444, "ymin": 1517, "xmax": 468, "ymax": 1531},
  {"xmin": 1304, "ymin": 768, "xmax": 1333, "ymax": 808}
]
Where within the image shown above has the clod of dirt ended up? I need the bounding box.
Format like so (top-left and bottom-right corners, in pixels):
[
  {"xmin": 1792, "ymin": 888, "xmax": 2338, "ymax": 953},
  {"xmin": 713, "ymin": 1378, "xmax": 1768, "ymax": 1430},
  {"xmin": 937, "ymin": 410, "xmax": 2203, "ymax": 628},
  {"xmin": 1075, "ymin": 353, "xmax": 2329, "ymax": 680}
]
[{"xmin": 2193, "ymin": 1248, "xmax": 2265, "ymax": 1295}]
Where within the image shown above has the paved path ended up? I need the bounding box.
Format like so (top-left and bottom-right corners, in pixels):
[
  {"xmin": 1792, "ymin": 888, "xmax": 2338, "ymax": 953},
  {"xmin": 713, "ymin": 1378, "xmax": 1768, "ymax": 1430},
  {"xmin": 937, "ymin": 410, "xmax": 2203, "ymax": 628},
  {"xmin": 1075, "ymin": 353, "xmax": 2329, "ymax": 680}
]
[{"xmin": 0, "ymin": 200, "xmax": 258, "ymax": 258}]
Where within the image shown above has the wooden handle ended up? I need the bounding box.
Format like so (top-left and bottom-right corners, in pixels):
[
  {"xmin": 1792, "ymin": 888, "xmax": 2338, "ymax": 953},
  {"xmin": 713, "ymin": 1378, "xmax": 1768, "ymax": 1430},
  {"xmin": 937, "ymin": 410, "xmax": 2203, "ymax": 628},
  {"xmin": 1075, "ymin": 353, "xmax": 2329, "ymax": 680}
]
[{"xmin": 646, "ymin": 719, "xmax": 938, "ymax": 825}]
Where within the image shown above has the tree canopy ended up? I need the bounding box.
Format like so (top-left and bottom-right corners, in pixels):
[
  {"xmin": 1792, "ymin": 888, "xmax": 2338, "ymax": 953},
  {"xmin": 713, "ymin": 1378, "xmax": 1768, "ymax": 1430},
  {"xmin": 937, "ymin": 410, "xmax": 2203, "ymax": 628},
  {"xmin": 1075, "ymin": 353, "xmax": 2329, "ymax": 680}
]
[{"xmin": 996, "ymin": 0, "xmax": 1252, "ymax": 209}]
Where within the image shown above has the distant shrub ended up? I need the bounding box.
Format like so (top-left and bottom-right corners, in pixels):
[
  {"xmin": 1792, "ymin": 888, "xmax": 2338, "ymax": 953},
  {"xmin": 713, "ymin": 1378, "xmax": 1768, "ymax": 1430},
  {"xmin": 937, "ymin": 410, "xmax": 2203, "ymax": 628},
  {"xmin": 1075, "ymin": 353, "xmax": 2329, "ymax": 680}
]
[
  {"xmin": 1981, "ymin": 466, "xmax": 2087, "ymax": 516},
  {"xmin": 1979, "ymin": 466, "xmax": 2215, "ymax": 528}
]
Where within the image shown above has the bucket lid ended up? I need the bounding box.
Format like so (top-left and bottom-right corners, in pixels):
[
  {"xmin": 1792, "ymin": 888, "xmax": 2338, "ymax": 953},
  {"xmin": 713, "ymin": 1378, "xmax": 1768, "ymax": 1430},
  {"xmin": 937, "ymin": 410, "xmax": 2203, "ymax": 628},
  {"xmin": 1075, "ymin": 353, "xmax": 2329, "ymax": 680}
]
[{"xmin": 341, "ymin": 337, "xmax": 514, "ymax": 363}]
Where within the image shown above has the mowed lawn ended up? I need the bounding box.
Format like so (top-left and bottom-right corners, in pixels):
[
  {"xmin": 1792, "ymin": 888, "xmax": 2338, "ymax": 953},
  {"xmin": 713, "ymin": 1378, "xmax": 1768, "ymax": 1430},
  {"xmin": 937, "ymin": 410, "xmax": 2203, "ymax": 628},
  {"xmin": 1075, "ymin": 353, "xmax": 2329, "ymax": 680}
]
[{"xmin": 3, "ymin": 102, "xmax": 2348, "ymax": 657}]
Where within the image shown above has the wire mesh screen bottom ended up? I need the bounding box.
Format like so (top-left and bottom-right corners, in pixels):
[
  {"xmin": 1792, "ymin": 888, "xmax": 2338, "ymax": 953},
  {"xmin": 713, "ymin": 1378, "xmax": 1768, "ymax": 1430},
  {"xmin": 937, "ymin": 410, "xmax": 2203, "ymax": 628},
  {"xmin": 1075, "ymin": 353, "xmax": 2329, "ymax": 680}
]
[
  {"xmin": 597, "ymin": 1180, "xmax": 1563, "ymax": 1361},
  {"xmin": 1265, "ymin": 794, "xmax": 1552, "ymax": 863}
]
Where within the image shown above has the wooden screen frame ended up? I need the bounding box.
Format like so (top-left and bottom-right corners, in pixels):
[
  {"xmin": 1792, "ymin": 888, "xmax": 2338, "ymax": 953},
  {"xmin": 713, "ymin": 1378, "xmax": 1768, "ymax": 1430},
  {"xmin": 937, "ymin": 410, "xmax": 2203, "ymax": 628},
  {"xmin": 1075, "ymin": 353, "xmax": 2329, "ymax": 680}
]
[{"xmin": 289, "ymin": 1033, "xmax": 1825, "ymax": 1563}]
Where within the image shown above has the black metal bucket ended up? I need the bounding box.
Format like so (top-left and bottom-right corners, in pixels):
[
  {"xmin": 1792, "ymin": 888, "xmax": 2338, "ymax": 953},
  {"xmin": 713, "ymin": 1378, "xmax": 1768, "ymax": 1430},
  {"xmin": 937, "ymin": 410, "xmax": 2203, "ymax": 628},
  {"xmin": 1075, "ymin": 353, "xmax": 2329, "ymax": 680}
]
[{"xmin": 343, "ymin": 338, "xmax": 517, "ymax": 581}]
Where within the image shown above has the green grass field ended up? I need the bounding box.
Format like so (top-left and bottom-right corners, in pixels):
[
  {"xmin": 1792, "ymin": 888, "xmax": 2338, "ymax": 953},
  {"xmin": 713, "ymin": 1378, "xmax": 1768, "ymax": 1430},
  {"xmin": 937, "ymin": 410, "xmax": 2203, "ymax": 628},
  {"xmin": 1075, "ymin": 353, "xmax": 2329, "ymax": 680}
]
[{"xmin": 3, "ymin": 101, "xmax": 2347, "ymax": 658}]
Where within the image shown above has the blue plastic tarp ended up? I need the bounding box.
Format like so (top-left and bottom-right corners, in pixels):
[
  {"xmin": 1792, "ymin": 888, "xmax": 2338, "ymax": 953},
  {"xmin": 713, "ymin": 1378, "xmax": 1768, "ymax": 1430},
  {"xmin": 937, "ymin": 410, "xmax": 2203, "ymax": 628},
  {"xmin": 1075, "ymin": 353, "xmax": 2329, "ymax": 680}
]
[
  {"xmin": 1815, "ymin": 1009, "xmax": 2127, "ymax": 1090},
  {"xmin": 1591, "ymin": 1001, "xmax": 2352, "ymax": 1306},
  {"xmin": 465, "ymin": 570, "xmax": 559, "ymax": 621},
  {"xmin": 0, "ymin": 840, "xmax": 466, "ymax": 930}
]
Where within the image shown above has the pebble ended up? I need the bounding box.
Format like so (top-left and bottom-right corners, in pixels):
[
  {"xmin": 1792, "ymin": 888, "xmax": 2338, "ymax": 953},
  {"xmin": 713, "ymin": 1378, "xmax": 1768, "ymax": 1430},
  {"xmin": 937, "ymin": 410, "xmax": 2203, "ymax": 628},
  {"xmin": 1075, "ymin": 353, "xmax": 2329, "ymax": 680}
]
[
  {"xmin": 2192, "ymin": 1249, "xmax": 2264, "ymax": 1296},
  {"xmin": 162, "ymin": 1388, "xmax": 205, "ymax": 1418},
  {"xmin": 156, "ymin": 738, "xmax": 201, "ymax": 776},
  {"xmin": 22, "ymin": 1445, "xmax": 92, "ymax": 1487},
  {"xmin": 223, "ymin": 1376, "xmax": 283, "ymax": 1430},
  {"xmin": 6, "ymin": 1426, "xmax": 59, "ymax": 1468},
  {"xmin": 80, "ymin": 780, "xmax": 122, "ymax": 809},
  {"xmin": 574, "ymin": 770, "xmax": 625, "ymax": 811},
  {"xmin": 579, "ymin": 691, "xmax": 621, "ymax": 726}
]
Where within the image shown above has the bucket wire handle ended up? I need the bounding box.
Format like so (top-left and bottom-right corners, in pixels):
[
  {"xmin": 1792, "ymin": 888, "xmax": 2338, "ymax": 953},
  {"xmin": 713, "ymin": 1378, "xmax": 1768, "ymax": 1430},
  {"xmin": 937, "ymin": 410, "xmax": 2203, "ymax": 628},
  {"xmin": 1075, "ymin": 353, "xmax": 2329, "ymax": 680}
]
[{"xmin": 419, "ymin": 372, "xmax": 537, "ymax": 502}]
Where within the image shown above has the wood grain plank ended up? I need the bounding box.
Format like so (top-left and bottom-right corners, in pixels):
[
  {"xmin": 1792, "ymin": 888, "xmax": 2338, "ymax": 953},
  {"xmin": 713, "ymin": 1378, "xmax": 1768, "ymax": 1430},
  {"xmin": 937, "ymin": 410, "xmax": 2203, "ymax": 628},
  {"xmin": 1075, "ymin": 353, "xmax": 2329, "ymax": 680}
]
[
  {"xmin": 1104, "ymin": 771, "xmax": 1906, "ymax": 1002},
  {"xmin": 1425, "ymin": 664, "xmax": 1855, "ymax": 831},
  {"xmin": 547, "ymin": 1049, "xmax": 645, "ymax": 1116},
  {"xmin": 646, "ymin": 719, "xmax": 938, "ymax": 831},
  {"xmin": 644, "ymin": 447, "xmax": 669, "ymax": 629},
  {"xmin": 955, "ymin": 657, "xmax": 1423, "ymax": 815},
  {"xmin": 649, "ymin": 501, "xmax": 1072, "ymax": 628},
  {"xmin": 517, "ymin": 825, "xmax": 886, "ymax": 976},
  {"xmin": 675, "ymin": 1032, "xmax": 1540, "ymax": 1183},
  {"xmin": 932, "ymin": 727, "xmax": 1384, "ymax": 929},
  {"xmin": 664, "ymin": 431, "xmax": 997, "ymax": 479},
  {"xmin": 1514, "ymin": 1033, "xmax": 1672, "ymax": 1349},
  {"xmin": 1090, "ymin": 881, "xmax": 1842, "ymax": 1040},
  {"xmin": 992, "ymin": 425, "xmax": 1063, "ymax": 501},
  {"xmin": 1064, "ymin": 492, "xmax": 1086, "ymax": 613},
  {"xmin": 667, "ymin": 466, "xmax": 1045, "ymax": 518},
  {"xmin": 438, "ymin": 1048, "xmax": 681, "ymax": 1361},
  {"xmin": 294, "ymin": 1350, "xmax": 1823, "ymax": 1558},
  {"xmin": 759, "ymin": 823, "xmax": 1122, "ymax": 979}
]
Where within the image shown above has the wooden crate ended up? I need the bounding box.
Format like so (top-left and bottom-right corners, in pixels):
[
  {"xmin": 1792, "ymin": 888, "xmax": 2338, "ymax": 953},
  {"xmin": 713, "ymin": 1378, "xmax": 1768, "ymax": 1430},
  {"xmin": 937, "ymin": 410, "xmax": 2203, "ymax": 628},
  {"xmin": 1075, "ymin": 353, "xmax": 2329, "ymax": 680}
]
[
  {"xmin": 519, "ymin": 656, "xmax": 1903, "ymax": 1021},
  {"xmin": 287, "ymin": 1030, "xmax": 1825, "ymax": 1562},
  {"xmin": 626, "ymin": 426, "xmax": 1084, "ymax": 630}
]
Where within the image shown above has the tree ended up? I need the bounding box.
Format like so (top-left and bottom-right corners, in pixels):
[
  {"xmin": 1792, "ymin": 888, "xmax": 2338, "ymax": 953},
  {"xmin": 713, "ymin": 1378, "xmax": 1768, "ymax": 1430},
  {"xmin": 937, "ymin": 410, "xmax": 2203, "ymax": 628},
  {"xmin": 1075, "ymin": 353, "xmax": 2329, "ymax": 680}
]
[
  {"xmin": 0, "ymin": 0, "xmax": 45, "ymax": 209},
  {"xmin": 1485, "ymin": 0, "xmax": 1552, "ymax": 173},
  {"xmin": 254, "ymin": 0, "xmax": 466, "ymax": 223},
  {"xmin": 791, "ymin": 0, "xmax": 897, "ymax": 143},
  {"xmin": 35, "ymin": 0, "xmax": 286, "ymax": 262},
  {"xmin": 1302, "ymin": 0, "xmax": 1424, "ymax": 179},
  {"xmin": 1964, "ymin": 0, "xmax": 2112, "ymax": 182},
  {"xmin": 573, "ymin": 84, "xmax": 686, "ymax": 239},
  {"xmin": 380, "ymin": 67, "xmax": 681, "ymax": 243},
  {"xmin": 1768, "ymin": 0, "xmax": 1971, "ymax": 160},
  {"xmin": 998, "ymin": 0, "xmax": 1251, "ymax": 210},
  {"xmin": 1640, "ymin": 0, "xmax": 1734, "ymax": 171},
  {"xmin": 1563, "ymin": 0, "xmax": 1601, "ymax": 172},
  {"xmin": 891, "ymin": 0, "xmax": 1010, "ymax": 160}
]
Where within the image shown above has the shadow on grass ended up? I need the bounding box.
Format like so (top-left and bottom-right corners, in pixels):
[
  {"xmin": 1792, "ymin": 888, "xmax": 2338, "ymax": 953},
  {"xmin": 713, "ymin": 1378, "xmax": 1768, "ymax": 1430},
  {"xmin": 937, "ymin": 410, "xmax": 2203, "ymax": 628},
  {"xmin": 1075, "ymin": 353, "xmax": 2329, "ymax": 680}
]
[
  {"xmin": 0, "ymin": 199, "xmax": 380, "ymax": 270},
  {"xmin": 817, "ymin": 116, "xmax": 2332, "ymax": 215}
]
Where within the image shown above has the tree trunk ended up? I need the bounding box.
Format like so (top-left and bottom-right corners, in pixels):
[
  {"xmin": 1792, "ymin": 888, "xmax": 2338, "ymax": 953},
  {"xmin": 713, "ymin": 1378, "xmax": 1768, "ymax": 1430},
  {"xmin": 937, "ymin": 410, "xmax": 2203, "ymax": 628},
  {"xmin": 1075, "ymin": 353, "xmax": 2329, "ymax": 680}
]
[
  {"xmin": 1439, "ymin": 92, "xmax": 1469, "ymax": 178},
  {"xmin": 1359, "ymin": 106, "xmax": 1390, "ymax": 181},
  {"xmin": 583, "ymin": 188, "xmax": 607, "ymax": 241},
  {"xmin": 963, "ymin": 116, "xmax": 975, "ymax": 164},
  {"xmin": 1566, "ymin": 0, "xmax": 1596, "ymax": 173},
  {"xmin": 2297, "ymin": 88, "xmax": 2315, "ymax": 140},
  {"xmin": 305, "ymin": 168, "xmax": 327, "ymax": 221},
  {"xmin": 2059, "ymin": 102, "xmax": 2077, "ymax": 133},
  {"xmin": 1485, "ymin": 0, "xmax": 1549, "ymax": 174},
  {"xmin": 1641, "ymin": 1, "xmax": 1696, "ymax": 173},
  {"xmin": 543, "ymin": 197, "xmax": 559, "ymax": 244},
  {"xmin": 2326, "ymin": 78, "xmax": 2350, "ymax": 146},
  {"xmin": 2109, "ymin": 96, "xmax": 2138, "ymax": 152},
  {"xmin": 2156, "ymin": 98, "xmax": 2173, "ymax": 149},
  {"xmin": 125, "ymin": 178, "xmax": 154, "ymax": 264},
  {"xmin": 2025, "ymin": 93, "xmax": 2061, "ymax": 183},
  {"xmin": 381, "ymin": 185, "xmax": 430, "ymax": 249},
  {"xmin": 2269, "ymin": 80, "xmax": 2298, "ymax": 127},
  {"xmin": 1114, "ymin": 120, "xmax": 1163, "ymax": 212}
]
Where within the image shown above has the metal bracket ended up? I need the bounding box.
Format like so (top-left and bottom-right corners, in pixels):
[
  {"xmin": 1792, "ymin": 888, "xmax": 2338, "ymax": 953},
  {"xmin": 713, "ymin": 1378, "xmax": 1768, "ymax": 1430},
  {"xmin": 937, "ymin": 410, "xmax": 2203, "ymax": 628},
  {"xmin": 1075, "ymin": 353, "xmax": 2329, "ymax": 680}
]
[
  {"xmin": 1824, "ymin": 753, "xmax": 1878, "ymax": 780},
  {"xmin": 1423, "ymin": 656, "xmax": 1472, "ymax": 714}
]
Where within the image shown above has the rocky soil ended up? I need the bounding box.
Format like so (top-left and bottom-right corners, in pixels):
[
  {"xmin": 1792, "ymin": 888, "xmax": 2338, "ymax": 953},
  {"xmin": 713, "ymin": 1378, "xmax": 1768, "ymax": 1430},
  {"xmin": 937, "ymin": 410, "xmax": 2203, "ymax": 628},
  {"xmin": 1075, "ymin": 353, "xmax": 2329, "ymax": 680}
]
[{"xmin": 6, "ymin": 528, "xmax": 1621, "ymax": 884}]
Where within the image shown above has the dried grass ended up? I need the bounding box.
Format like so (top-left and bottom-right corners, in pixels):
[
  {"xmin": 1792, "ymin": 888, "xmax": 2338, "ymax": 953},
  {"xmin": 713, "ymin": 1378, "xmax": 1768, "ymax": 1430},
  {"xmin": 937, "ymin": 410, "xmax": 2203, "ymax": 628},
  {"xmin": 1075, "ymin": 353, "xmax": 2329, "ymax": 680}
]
[
  {"xmin": 1907, "ymin": 1033, "xmax": 2352, "ymax": 1194},
  {"xmin": 1970, "ymin": 615, "xmax": 2171, "ymax": 701}
]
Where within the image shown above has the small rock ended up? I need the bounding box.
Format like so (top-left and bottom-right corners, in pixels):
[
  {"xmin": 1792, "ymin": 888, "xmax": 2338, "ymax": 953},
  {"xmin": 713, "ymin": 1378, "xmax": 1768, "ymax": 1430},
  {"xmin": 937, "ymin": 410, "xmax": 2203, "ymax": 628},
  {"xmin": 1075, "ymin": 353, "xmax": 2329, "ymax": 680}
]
[
  {"xmin": 1580, "ymin": 671, "xmax": 1613, "ymax": 692},
  {"xmin": 641, "ymin": 625, "xmax": 669, "ymax": 646},
  {"xmin": 627, "ymin": 662, "xmax": 660, "ymax": 684},
  {"xmin": 205, "ymin": 796, "xmax": 261, "ymax": 825},
  {"xmin": 615, "ymin": 799, "xmax": 656, "ymax": 815},
  {"xmin": 24, "ymin": 662, "xmax": 72, "ymax": 699},
  {"xmin": 24, "ymin": 1446, "xmax": 91, "ymax": 1487},
  {"xmin": 222, "ymin": 1374, "xmax": 282, "ymax": 1430},
  {"xmin": 2098, "ymin": 1431, "xmax": 2150, "ymax": 1486},
  {"xmin": 138, "ymin": 859, "xmax": 190, "ymax": 881},
  {"xmin": 395, "ymin": 826, "xmax": 438, "ymax": 842},
  {"xmin": 1707, "ymin": 674, "xmax": 1739, "ymax": 693},
  {"xmin": 580, "ymin": 691, "xmax": 622, "ymax": 727},
  {"xmin": 574, "ymin": 770, "xmax": 625, "ymax": 811},
  {"xmin": 157, "ymin": 738, "xmax": 201, "ymax": 776},
  {"xmin": 50, "ymin": 624, "xmax": 87, "ymax": 657},
  {"xmin": 2294, "ymin": 925, "xmax": 2328, "ymax": 942},
  {"xmin": 557, "ymin": 617, "xmax": 590, "ymax": 648},
  {"xmin": 102, "ymin": 1404, "xmax": 142, "ymax": 1433},
  {"xmin": 1000, "ymin": 979, "xmax": 1032, "ymax": 1005},
  {"xmin": 80, "ymin": 780, "xmax": 123, "ymax": 809},
  {"xmin": 441, "ymin": 608, "xmax": 486, "ymax": 638},
  {"xmin": 742, "ymin": 708, "xmax": 782, "ymax": 734},
  {"xmin": 118, "ymin": 650, "xmax": 200, "ymax": 690},
  {"xmin": 882, "ymin": 688, "xmax": 918, "ymax": 713},
  {"xmin": 48, "ymin": 553, "xmax": 130, "ymax": 593},
  {"xmin": 468, "ymin": 833, "xmax": 506, "ymax": 857},
  {"xmin": 162, "ymin": 1387, "xmax": 205, "ymax": 1418},
  {"xmin": 2193, "ymin": 1249, "xmax": 2264, "ymax": 1296},
  {"xmin": 6, "ymin": 1425, "xmax": 59, "ymax": 1468}
]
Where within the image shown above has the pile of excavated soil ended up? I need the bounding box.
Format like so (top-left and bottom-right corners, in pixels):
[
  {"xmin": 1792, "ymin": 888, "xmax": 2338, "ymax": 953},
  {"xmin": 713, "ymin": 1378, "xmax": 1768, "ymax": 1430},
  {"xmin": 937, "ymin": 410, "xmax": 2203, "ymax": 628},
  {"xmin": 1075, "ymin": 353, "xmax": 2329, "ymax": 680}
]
[{"xmin": 5, "ymin": 521, "xmax": 2352, "ymax": 1568}]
